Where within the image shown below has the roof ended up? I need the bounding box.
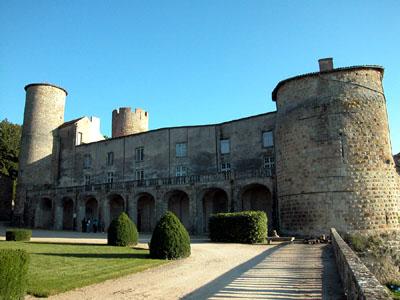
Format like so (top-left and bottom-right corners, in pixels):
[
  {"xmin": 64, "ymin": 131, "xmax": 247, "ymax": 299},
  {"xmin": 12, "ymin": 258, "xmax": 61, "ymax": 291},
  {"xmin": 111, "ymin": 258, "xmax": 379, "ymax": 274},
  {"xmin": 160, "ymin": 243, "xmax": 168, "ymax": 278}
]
[
  {"xmin": 271, "ymin": 65, "xmax": 384, "ymax": 101},
  {"xmin": 58, "ymin": 117, "xmax": 84, "ymax": 129},
  {"xmin": 77, "ymin": 111, "xmax": 277, "ymax": 147},
  {"xmin": 24, "ymin": 83, "xmax": 68, "ymax": 96}
]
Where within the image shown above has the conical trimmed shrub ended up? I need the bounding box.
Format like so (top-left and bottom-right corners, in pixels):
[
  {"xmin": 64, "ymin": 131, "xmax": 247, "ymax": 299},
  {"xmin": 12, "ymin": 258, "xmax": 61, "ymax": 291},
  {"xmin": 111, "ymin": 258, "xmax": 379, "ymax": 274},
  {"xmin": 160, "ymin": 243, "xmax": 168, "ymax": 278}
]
[
  {"xmin": 107, "ymin": 212, "xmax": 138, "ymax": 246},
  {"xmin": 149, "ymin": 211, "xmax": 191, "ymax": 259}
]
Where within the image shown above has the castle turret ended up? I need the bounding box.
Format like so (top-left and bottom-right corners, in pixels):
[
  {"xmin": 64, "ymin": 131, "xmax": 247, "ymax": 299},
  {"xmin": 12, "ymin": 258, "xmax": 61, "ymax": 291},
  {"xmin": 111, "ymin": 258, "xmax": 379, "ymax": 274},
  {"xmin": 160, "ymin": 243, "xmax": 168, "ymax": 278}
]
[
  {"xmin": 273, "ymin": 59, "xmax": 399, "ymax": 235},
  {"xmin": 112, "ymin": 107, "xmax": 148, "ymax": 138},
  {"xmin": 14, "ymin": 83, "xmax": 67, "ymax": 222}
]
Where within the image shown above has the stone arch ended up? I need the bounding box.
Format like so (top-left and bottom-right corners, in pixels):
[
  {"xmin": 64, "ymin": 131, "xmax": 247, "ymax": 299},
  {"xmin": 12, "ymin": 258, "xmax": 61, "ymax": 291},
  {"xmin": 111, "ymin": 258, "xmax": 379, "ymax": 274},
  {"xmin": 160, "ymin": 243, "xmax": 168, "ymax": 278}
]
[
  {"xmin": 241, "ymin": 183, "xmax": 273, "ymax": 230},
  {"xmin": 35, "ymin": 197, "xmax": 53, "ymax": 229},
  {"xmin": 62, "ymin": 197, "xmax": 74, "ymax": 230},
  {"xmin": 166, "ymin": 190, "xmax": 190, "ymax": 229},
  {"xmin": 136, "ymin": 192, "xmax": 155, "ymax": 232},
  {"xmin": 202, "ymin": 188, "xmax": 229, "ymax": 232},
  {"xmin": 85, "ymin": 197, "xmax": 99, "ymax": 220},
  {"xmin": 108, "ymin": 194, "xmax": 125, "ymax": 222}
]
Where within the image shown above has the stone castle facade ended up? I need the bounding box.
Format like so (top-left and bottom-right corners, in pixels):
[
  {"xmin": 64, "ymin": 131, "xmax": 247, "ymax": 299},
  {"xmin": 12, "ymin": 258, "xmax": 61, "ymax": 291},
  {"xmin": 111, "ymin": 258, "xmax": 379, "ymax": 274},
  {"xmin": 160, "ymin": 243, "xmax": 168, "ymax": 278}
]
[{"xmin": 14, "ymin": 58, "xmax": 400, "ymax": 235}]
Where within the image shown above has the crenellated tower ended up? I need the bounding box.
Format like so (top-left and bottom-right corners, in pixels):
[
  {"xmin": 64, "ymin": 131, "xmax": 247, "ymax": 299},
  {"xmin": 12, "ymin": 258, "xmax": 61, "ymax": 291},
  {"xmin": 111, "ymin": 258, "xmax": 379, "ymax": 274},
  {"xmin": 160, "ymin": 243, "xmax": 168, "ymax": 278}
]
[{"xmin": 112, "ymin": 107, "xmax": 148, "ymax": 138}]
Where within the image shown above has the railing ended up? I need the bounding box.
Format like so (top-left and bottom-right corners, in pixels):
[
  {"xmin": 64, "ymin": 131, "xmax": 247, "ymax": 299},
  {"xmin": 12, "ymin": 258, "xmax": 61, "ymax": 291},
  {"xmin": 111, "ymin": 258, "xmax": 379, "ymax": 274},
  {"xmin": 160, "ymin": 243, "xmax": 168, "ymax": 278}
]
[{"xmin": 28, "ymin": 168, "xmax": 274, "ymax": 193}]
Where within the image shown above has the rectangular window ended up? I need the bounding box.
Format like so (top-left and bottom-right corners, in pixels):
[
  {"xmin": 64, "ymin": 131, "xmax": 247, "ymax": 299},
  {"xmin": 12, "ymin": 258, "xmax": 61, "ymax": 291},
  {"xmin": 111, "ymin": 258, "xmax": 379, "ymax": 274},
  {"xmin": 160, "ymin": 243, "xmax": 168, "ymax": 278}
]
[
  {"xmin": 77, "ymin": 132, "xmax": 83, "ymax": 145},
  {"xmin": 262, "ymin": 131, "xmax": 274, "ymax": 148},
  {"xmin": 136, "ymin": 169, "xmax": 144, "ymax": 180},
  {"xmin": 176, "ymin": 143, "xmax": 187, "ymax": 157},
  {"xmin": 220, "ymin": 139, "xmax": 230, "ymax": 154},
  {"xmin": 176, "ymin": 165, "xmax": 187, "ymax": 177},
  {"xmin": 135, "ymin": 147, "xmax": 144, "ymax": 162},
  {"xmin": 84, "ymin": 175, "xmax": 91, "ymax": 185},
  {"xmin": 221, "ymin": 162, "xmax": 231, "ymax": 172},
  {"xmin": 83, "ymin": 154, "xmax": 91, "ymax": 169},
  {"xmin": 107, "ymin": 172, "xmax": 114, "ymax": 183},
  {"xmin": 107, "ymin": 152, "xmax": 114, "ymax": 166},
  {"xmin": 264, "ymin": 156, "xmax": 275, "ymax": 176}
]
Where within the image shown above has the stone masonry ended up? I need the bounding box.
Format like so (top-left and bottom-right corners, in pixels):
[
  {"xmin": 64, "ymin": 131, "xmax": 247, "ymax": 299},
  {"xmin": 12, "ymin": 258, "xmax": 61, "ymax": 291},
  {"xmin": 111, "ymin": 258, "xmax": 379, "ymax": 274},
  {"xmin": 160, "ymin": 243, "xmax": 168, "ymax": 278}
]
[{"xmin": 14, "ymin": 59, "xmax": 400, "ymax": 235}]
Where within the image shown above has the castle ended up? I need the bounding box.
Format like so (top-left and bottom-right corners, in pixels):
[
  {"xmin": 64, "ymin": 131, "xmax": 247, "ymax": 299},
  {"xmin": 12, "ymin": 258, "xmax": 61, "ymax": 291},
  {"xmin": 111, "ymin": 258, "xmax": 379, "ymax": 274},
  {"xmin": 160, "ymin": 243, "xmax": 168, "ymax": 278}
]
[{"xmin": 14, "ymin": 58, "xmax": 400, "ymax": 235}]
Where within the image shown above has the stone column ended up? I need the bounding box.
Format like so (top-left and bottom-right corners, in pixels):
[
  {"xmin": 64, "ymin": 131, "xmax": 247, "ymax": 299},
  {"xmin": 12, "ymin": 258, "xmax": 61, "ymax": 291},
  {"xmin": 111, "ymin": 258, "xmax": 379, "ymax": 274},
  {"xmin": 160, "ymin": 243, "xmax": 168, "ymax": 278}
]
[
  {"xmin": 102, "ymin": 198, "xmax": 110, "ymax": 231},
  {"xmin": 127, "ymin": 193, "xmax": 137, "ymax": 224},
  {"xmin": 54, "ymin": 198, "xmax": 63, "ymax": 230},
  {"xmin": 76, "ymin": 197, "xmax": 85, "ymax": 232}
]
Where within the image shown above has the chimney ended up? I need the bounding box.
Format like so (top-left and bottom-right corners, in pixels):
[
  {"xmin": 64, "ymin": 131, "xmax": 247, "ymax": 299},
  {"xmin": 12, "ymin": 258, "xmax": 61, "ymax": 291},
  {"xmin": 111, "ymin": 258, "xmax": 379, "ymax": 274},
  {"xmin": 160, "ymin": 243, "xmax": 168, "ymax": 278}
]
[{"xmin": 318, "ymin": 58, "xmax": 334, "ymax": 72}]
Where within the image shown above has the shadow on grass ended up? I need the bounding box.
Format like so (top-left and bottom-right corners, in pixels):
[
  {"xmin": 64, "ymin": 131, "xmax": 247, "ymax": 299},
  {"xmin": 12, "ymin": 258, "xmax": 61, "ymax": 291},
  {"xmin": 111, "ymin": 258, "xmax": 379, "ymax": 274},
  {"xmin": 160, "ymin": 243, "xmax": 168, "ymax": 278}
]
[
  {"xmin": 35, "ymin": 252, "xmax": 150, "ymax": 259},
  {"xmin": 27, "ymin": 241, "xmax": 108, "ymax": 247}
]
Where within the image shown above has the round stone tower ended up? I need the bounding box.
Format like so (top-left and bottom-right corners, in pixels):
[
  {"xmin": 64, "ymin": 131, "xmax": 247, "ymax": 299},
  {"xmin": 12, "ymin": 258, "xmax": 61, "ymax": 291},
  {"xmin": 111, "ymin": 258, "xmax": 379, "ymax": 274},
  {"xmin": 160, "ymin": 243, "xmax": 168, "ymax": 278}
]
[
  {"xmin": 273, "ymin": 59, "xmax": 399, "ymax": 235},
  {"xmin": 14, "ymin": 83, "xmax": 67, "ymax": 220},
  {"xmin": 112, "ymin": 107, "xmax": 148, "ymax": 138}
]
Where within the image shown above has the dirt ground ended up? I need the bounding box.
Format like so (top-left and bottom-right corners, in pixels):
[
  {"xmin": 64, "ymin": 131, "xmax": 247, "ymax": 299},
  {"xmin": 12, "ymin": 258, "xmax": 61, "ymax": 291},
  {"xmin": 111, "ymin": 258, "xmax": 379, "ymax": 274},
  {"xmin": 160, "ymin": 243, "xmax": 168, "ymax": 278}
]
[{"xmin": 0, "ymin": 227, "xmax": 344, "ymax": 299}]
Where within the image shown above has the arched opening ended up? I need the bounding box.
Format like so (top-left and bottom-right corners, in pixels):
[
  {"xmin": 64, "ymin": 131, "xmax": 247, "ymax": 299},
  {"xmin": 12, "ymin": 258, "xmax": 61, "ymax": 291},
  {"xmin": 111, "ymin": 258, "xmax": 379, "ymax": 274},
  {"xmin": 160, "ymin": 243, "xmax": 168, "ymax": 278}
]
[
  {"xmin": 202, "ymin": 188, "xmax": 229, "ymax": 232},
  {"xmin": 137, "ymin": 193, "xmax": 155, "ymax": 232},
  {"xmin": 109, "ymin": 194, "xmax": 125, "ymax": 222},
  {"xmin": 241, "ymin": 184, "xmax": 273, "ymax": 230},
  {"xmin": 36, "ymin": 197, "xmax": 53, "ymax": 229},
  {"xmin": 167, "ymin": 190, "xmax": 190, "ymax": 229},
  {"xmin": 62, "ymin": 197, "xmax": 74, "ymax": 230},
  {"xmin": 85, "ymin": 197, "xmax": 98, "ymax": 220}
]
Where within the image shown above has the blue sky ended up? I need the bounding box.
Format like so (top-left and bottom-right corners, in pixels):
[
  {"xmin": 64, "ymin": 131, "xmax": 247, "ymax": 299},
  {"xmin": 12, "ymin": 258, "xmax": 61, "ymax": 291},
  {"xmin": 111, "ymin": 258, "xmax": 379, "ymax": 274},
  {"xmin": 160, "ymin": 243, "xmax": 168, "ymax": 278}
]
[{"xmin": 1, "ymin": 1, "xmax": 399, "ymax": 153}]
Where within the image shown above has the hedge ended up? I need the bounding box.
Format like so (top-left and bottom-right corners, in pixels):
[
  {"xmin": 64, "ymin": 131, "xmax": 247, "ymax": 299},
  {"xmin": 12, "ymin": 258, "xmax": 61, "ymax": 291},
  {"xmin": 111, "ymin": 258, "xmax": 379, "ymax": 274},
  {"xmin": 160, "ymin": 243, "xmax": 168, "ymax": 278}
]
[
  {"xmin": 107, "ymin": 212, "xmax": 138, "ymax": 246},
  {"xmin": 5, "ymin": 229, "xmax": 32, "ymax": 242},
  {"xmin": 209, "ymin": 211, "xmax": 267, "ymax": 244},
  {"xmin": 149, "ymin": 211, "xmax": 191, "ymax": 259},
  {"xmin": 0, "ymin": 249, "xmax": 30, "ymax": 300}
]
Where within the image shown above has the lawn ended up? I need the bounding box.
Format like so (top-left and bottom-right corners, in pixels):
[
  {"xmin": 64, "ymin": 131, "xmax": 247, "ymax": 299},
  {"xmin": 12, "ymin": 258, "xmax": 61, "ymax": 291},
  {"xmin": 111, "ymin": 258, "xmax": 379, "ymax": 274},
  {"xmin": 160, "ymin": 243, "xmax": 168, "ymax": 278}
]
[{"xmin": 0, "ymin": 241, "xmax": 167, "ymax": 297}]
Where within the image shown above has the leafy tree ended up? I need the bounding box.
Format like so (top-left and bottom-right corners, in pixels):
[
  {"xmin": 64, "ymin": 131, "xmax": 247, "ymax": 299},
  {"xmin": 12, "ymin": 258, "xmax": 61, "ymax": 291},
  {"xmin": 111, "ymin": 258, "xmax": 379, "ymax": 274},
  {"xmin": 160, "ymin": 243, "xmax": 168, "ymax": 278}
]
[{"xmin": 0, "ymin": 119, "xmax": 22, "ymax": 178}]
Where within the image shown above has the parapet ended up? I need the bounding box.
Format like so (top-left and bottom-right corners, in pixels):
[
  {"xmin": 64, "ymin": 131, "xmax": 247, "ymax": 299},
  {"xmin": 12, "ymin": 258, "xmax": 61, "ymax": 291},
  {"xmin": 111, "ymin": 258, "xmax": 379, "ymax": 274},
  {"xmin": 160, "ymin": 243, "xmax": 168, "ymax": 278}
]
[
  {"xmin": 24, "ymin": 83, "xmax": 68, "ymax": 96},
  {"xmin": 271, "ymin": 60, "xmax": 383, "ymax": 101},
  {"xmin": 112, "ymin": 106, "xmax": 149, "ymax": 138}
]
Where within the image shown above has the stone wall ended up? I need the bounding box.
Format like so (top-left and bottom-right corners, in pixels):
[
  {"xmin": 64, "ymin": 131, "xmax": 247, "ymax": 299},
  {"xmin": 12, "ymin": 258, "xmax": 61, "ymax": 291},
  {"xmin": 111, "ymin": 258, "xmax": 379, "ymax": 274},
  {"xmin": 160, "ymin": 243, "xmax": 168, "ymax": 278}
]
[
  {"xmin": 274, "ymin": 67, "xmax": 399, "ymax": 235},
  {"xmin": 330, "ymin": 228, "xmax": 391, "ymax": 299},
  {"xmin": 60, "ymin": 112, "xmax": 276, "ymax": 187},
  {"xmin": 26, "ymin": 174, "xmax": 274, "ymax": 234},
  {"xmin": 0, "ymin": 174, "xmax": 13, "ymax": 221},
  {"xmin": 15, "ymin": 84, "xmax": 67, "ymax": 220},
  {"xmin": 112, "ymin": 107, "xmax": 148, "ymax": 137}
]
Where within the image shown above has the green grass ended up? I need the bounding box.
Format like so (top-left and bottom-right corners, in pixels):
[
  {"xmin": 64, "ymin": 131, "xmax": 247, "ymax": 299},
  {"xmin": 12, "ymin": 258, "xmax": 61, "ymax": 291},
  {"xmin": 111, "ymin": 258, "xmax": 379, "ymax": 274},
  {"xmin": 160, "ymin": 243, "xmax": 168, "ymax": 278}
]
[
  {"xmin": 0, "ymin": 241, "xmax": 167, "ymax": 297},
  {"xmin": 390, "ymin": 290, "xmax": 400, "ymax": 300}
]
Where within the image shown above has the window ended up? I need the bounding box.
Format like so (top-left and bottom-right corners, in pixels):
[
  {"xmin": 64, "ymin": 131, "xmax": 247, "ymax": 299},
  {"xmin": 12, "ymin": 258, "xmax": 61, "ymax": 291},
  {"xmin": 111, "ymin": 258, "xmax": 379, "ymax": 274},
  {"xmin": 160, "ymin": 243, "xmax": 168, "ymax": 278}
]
[
  {"xmin": 262, "ymin": 131, "xmax": 274, "ymax": 148},
  {"xmin": 83, "ymin": 154, "xmax": 91, "ymax": 169},
  {"xmin": 220, "ymin": 139, "xmax": 230, "ymax": 154},
  {"xmin": 221, "ymin": 162, "xmax": 231, "ymax": 172},
  {"xmin": 107, "ymin": 172, "xmax": 114, "ymax": 183},
  {"xmin": 221, "ymin": 162, "xmax": 231, "ymax": 179},
  {"xmin": 77, "ymin": 132, "xmax": 83, "ymax": 145},
  {"xmin": 107, "ymin": 152, "xmax": 114, "ymax": 166},
  {"xmin": 176, "ymin": 143, "xmax": 187, "ymax": 157},
  {"xmin": 84, "ymin": 175, "xmax": 91, "ymax": 185},
  {"xmin": 264, "ymin": 156, "xmax": 275, "ymax": 176},
  {"xmin": 176, "ymin": 165, "xmax": 187, "ymax": 177},
  {"xmin": 135, "ymin": 147, "xmax": 144, "ymax": 162},
  {"xmin": 136, "ymin": 169, "xmax": 144, "ymax": 180}
]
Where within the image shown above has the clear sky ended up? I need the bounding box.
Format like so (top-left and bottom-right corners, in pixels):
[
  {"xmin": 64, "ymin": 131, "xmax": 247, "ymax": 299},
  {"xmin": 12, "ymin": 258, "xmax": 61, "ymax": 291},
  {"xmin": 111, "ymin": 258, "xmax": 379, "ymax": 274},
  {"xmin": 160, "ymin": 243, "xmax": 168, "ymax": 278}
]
[{"xmin": 1, "ymin": 1, "xmax": 399, "ymax": 153}]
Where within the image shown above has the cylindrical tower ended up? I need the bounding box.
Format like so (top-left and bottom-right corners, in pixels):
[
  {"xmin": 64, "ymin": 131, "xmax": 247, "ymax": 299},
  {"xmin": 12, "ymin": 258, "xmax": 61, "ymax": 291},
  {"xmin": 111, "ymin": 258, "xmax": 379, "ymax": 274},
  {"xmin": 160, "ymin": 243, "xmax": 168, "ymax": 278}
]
[
  {"xmin": 15, "ymin": 83, "xmax": 67, "ymax": 220},
  {"xmin": 273, "ymin": 62, "xmax": 399, "ymax": 235},
  {"xmin": 112, "ymin": 107, "xmax": 148, "ymax": 138}
]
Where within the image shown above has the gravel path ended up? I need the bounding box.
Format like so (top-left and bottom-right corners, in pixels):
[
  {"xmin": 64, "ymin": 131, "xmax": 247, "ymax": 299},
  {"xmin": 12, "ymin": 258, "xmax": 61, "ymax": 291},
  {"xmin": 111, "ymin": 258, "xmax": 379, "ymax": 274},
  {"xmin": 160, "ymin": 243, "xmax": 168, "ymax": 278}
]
[
  {"xmin": 28, "ymin": 242, "xmax": 343, "ymax": 300},
  {"xmin": 39, "ymin": 242, "xmax": 271, "ymax": 300},
  {"xmin": 0, "ymin": 227, "xmax": 344, "ymax": 299}
]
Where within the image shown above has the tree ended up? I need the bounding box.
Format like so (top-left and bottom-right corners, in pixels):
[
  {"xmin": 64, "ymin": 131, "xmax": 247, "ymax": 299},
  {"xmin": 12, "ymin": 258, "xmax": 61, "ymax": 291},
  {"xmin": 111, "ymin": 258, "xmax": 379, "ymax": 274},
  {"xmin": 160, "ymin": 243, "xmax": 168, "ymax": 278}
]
[{"xmin": 0, "ymin": 119, "xmax": 22, "ymax": 178}]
